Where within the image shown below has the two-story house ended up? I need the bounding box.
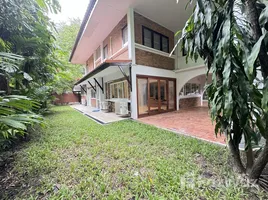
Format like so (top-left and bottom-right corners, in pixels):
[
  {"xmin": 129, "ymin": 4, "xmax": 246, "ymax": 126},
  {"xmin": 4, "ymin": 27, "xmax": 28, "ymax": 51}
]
[{"xmin": 70, "ymin": 0, "xmax": 209, "ymax": 119}]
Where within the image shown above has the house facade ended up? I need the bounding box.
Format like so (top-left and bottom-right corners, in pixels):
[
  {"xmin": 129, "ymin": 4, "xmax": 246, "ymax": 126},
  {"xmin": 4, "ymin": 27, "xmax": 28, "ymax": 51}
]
[{"xmin": 70, "ymin": 0, "xmax": 209, "ymax": 119}]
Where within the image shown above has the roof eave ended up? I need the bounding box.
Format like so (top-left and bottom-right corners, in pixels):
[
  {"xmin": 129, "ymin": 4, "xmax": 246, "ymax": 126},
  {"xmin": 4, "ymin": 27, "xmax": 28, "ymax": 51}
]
[{"xmin": 69, "ymin": 0, "xmax": 97, "ymax": 63}]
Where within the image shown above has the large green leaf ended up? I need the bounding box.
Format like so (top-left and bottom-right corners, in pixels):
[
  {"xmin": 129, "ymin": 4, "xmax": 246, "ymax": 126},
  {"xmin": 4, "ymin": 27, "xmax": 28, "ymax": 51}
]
[
  {"xmin": 244, "ymin": 33, "xmax": 266, "ymax": 82},
  {"xmin": 0, "ymin": 118, "xmax": 27, "ymax": 130}
]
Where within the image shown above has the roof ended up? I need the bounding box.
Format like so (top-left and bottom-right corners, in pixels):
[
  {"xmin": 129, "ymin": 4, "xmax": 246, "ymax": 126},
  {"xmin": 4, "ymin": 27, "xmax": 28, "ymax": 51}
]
[
  {"xmin": 69, "ymin": 0, "xmax": 97, "ymax": 62},
  {"xmin": 75, "ymin": 60, "xmax": 132, "ymax": 85}
]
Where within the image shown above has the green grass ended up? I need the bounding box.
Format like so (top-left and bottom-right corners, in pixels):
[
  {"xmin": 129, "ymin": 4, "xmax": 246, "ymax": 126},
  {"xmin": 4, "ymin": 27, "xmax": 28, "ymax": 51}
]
[{"xmin": 1, "ymin": 106, "xmax": 266, "ymax": 199}]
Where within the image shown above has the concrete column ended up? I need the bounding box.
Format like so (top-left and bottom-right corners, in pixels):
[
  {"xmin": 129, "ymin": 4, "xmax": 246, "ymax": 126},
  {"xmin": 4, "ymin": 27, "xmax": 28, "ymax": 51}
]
[
  {"xmin": 127, "ymin": 7, "xmax": 135, "ymax": 63},
  {"xmin": 131, "ymin": 66, "xmax": 138, "ymax": 119},
  {"xmin": 128, "ymin": 7, "xmax": 137, "ymax": 119}
]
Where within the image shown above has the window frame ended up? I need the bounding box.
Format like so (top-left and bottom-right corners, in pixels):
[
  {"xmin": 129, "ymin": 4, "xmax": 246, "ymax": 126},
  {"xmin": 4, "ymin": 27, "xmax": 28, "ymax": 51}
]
[
  {"xmin": 95, "ymin": 46, "xmax": 101, "ymax": 60},
  {"xmin": 103, "ymin": 45, "xmax": 108, "ymax": 60},
  {"xmin": 109, "ymin": 80, "xmax": 129, "ymax": 99},
  {"xmin": 180, "ymin": 83, "xmax": 201, "ymax": 96},
  {"xmin": 142, "ymin": 26, "xmax": 169, "ymax": 53},
  {"xmin": 122, "ymin": 25, "xmax": 128, "ymax": 46}
]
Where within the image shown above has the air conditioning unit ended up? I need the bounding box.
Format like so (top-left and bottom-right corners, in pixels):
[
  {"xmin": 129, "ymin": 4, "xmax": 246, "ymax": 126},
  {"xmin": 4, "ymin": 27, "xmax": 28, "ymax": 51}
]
[
  {"xmin": 119, "ymin": 102, "xmax": 129, "ymax": 115},
  {"xmin": 114, "ymin": 101, "xmax": 121, "ymax": 114}
]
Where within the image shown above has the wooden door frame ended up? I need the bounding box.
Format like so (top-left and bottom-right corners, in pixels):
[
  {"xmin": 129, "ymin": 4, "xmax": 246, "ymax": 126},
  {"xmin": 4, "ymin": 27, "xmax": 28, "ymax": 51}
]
[{"xmin": 136, "ymin": 75, "xmax": 177, "ymax": 118}]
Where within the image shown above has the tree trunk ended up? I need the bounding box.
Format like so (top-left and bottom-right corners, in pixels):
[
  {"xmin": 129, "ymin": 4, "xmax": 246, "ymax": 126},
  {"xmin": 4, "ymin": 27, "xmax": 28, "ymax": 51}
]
[
  {"xmin": 246, "ymin": 144, "xmax": 254, "ymax": 174},
  {"xmin": 249, "ymin": 141, "xmax": 268, "ymax": 180},
  {"xmin": 245, "ymin": 0, "xmax": 268, "ymax": 78},
  {"xmin": 245, "ymin": 0, "xmax": 268, "ymax": 180},
  {"xmin": 228, "ymin": 138, "xmax": 246, "ymax": 174},
  {"xmin": 0, "ymin": 74, "xmax": 9, "ymax": 94}
]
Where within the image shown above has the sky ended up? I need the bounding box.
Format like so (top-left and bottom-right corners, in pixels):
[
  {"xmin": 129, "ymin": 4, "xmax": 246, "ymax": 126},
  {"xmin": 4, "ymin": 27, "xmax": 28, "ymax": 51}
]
[{"xmin": 49, "ymin": 0, "xmax": 90, "ymax": 22}]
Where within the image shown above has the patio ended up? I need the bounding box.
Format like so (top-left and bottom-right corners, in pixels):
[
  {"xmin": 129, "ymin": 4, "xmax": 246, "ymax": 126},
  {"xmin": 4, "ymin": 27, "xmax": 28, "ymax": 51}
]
[
  {"xmin": 71, "ymin": 104, "xmax": 129, "ymax": 124},
  {"xmin": 138, "ymin": 107, "xmax": 226, "ymax": 145}
]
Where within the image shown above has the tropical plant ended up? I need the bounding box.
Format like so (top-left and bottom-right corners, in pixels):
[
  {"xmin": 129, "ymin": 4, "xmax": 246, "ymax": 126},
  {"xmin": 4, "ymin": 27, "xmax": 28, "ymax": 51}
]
[
  {"xmin": 179, "ymin": 0, "xmax": 268, "ymax": 188},
  {"xmin": 0, "ymin": 0, "xmax": 60, "ymax": 149},
  {"xmin": 0, "ymin": 95, "xmax": 43, "ymax": 149},
  {"xmin": 0, "ymin": 0, "xmax": 61, "ymax": 94},
  {"xmin": 49, "ymin": 18, "xmax": 83, "ymax": 94}
]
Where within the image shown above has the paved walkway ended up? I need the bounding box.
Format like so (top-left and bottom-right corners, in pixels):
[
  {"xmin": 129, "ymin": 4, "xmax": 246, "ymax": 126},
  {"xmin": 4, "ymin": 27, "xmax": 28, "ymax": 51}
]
[
  {"xmin": 71, "ymin": 104, "xmax": 129, "ymax": 124},
  {"xmin": 138, "ymin": 107, "xmax": 226, "ymax": 145}
]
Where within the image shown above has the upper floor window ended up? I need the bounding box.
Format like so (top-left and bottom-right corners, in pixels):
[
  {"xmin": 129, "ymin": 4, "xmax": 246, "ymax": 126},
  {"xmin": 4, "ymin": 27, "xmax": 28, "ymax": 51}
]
[
  {"xmin": 83, "ymin": 66, "xmax": 87, "ymax": 75},
  {"xmin": 142, "ymin": 26, "xmax": 169, "ymax": 53},
  {"xmin": 103, "ymin": 45, "xmax": 108, "ymax": 60},
  {"xmin": 122, "ymin": 25, "xmax": 128, "ymax": 46},
  {"xmin": 95, "ymin": 46, "xmax": 101, "ymax": 60}
]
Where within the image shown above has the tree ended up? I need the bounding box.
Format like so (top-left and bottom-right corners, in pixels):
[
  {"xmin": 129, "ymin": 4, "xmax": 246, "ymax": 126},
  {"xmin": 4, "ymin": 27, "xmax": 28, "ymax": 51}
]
[
  {"xmin": 0, "ymin": 0, "xmax": 61, "ymax": 94},
  {"xmin": 0, "ymin": 0, "xmax": 60, "ymax": 149},
  {"xmin": 49, "ymin": 18, "xmax": 83, "ymax": 94},
  {"xmin": 179, "ymin": 0, "xmax": 268, "ymax": 188}
]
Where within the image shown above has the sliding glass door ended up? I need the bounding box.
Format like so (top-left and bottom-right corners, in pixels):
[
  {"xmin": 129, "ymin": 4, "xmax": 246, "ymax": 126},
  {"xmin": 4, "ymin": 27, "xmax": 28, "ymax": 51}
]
[
  {"xmin": 137, "ymin": 76, "xmax": 176, "ymax": 117},
  {"xmin": 137, "ymin": 78, "xmax": 148, "ymax": 115},
  {"xmin": 149, "ymin": 78, "xmax": 159, "ymax": 114}
]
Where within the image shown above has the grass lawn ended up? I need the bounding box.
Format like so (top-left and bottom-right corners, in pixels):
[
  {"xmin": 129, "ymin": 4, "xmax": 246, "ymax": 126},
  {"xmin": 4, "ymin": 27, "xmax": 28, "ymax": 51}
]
[{"xmin": 0, "ymin": 106, "xmax": 266, "ymax": 199}]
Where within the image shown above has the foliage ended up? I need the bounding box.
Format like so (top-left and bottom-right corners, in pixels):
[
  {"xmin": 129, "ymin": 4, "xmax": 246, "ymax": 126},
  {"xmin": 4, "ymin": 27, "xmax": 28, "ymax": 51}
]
[
  {"xmin": 28, "ymin": 85, "xmax": 55, "ymax": 114},
  {"xmin": 0, "ymin": 95, "xmax": 43, "ymax": 149},
  {"xmin": 49, "ymin": 18, "xmax": 83, "ymax": 94},
  {"xmin": 2, "ymin": 106, "xmax": 267, "ymax": 199},
  {"xmin": 0, "ymin": 0, "xmax": 60, "ymax": 149},
  {"xmin": 0, "ymin": 0, "xmax": 61, "ymax": 89},
  {"xmin": 179, "ymin": 0, "xmax": 268, "ymax": 185}
]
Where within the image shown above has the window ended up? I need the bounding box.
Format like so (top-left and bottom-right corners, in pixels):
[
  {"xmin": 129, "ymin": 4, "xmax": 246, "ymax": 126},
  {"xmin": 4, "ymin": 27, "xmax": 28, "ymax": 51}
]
[
  {"xmin": 110, "ymin": 80, "xmax": 129, "ymax": 99},
  {"xmin": 180, "ymin": 83, "xmax": 201, "ymax": 96},
  {"xmin": 95, "ymin": 46, "xmax": 101, "ymax": 60},
  {"xmin": 122, "ymin": 25, "xmax": 128, "ymax": 46},
  {"xmin": 162, "ymin": 37, "xmax": 169, "ymax": 53},
  {"xmin": 142, "ymin": 26, "xmax": 169, "ymax": 53},
  {"xmin": 153, "ymin": 33, "xmax": 161, "ymax": 50},
  {"xmin": 143, "ymin": 28, "xmax": 152, "ymax": 48},
  {"xmin": 103, "ymin": 45, "xmax": 108, "ymax": 60},
  {"xmin": 91, "ymin": 89, "xmax": 96, "ymax": 98}
]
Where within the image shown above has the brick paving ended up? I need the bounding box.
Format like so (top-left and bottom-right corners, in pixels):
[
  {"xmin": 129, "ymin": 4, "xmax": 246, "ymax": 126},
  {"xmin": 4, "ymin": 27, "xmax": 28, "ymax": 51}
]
[{"xmin": 138, "ymin": 107, "xmax": 226, "ymax": 145}]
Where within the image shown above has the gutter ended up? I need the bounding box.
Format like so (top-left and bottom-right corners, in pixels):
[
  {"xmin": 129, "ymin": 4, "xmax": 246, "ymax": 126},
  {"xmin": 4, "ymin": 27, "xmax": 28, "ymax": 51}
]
[{"xmin": 69, "ymin": 0, "xmax": 97, "ymax": 62}]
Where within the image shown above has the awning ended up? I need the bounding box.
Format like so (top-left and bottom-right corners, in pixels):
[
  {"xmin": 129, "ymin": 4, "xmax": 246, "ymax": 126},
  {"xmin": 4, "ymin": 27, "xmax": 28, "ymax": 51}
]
[
  {"xmin": 73, "ymin": 85, "xmax": 82, "ymax": 92},
  {"xmin": 75, "ymin": 60, "xmax": 132, "ymax": 85}
]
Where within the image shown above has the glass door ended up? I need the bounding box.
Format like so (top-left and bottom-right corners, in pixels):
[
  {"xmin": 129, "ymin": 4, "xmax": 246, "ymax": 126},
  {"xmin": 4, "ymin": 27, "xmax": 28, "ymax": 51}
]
[
  {"xmin": 160, "ymin": 80, "xmax": 168, "ymax": 111},
  {"xmin": 148, "ymin": 78, "xmax": 159, "ymax": 114},
  {"xmin": 137, "ymin": 78, "xmax": 148, "ymax": 115},
  {"xmin": 137, "ymin": 76, "xmax": 176, "ymax": 117},
  {"xmin": 168, "ymin": 81, "xmax": 175, "ymax": 110}
]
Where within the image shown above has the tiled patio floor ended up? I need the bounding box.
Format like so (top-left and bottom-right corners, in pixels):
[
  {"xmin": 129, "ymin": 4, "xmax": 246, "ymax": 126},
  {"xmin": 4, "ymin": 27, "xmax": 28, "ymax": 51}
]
[
  {"xmin": 71, "ymin": 104, "xmax": 129, "ymax": 124},
  {"xmin": 138, "ymin": 107, "xmax": 226, "ymax": 145}
]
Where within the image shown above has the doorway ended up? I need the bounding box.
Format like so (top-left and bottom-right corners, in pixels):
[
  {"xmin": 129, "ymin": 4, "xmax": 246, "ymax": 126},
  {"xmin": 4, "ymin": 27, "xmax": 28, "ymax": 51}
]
[{"xmin": 137, "ymin": 75, "xmax": 176, "ymax": 117}]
